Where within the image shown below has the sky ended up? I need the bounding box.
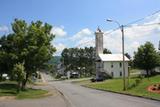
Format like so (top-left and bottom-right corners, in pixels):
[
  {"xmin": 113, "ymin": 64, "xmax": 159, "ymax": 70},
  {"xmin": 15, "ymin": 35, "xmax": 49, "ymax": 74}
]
[{"xmin": 0, "ymin": 0, "xmax": 160, "ymax": 56}]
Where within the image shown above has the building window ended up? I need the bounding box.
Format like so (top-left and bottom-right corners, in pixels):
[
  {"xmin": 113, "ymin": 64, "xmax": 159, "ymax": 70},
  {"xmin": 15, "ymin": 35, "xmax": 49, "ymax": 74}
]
[
  {"xmin": 119, "ymin": 62, "xmax": 122, "ymax": 68},
  {"xmin": 111, "ymin": 72, "xmax": 114, "ymax": 77},
  {"xmin": 120, "ymin": 71, "xmax": 122, "ymax": 76},
  {"xmin": 111, "ymin": 63, "xmax": 113, "ymax": 68}
]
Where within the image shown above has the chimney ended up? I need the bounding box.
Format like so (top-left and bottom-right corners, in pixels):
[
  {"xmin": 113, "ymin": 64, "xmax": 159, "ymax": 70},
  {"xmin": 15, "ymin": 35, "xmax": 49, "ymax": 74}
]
[{"xmin": 95, "ymin": 27, "xmax": 104, "ymax": 55}]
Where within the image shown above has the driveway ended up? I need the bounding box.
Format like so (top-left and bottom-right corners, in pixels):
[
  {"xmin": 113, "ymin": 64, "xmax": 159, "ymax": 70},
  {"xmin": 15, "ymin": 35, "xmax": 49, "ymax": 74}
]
[{"xmin": 49, "ymin": 79, "xmax": 160, "ymax": 107}]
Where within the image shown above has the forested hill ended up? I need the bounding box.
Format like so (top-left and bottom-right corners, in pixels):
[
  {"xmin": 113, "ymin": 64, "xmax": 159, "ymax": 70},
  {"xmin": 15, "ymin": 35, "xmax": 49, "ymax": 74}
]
[{"xmin": 48, "ymin": 56, "xmax": 61, "ymax": 65}]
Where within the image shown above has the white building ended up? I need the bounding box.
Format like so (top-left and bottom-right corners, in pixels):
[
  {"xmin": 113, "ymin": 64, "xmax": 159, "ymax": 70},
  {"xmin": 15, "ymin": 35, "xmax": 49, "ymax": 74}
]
[
  {"xmin": 95, "ymin": 28, "xmax": 129, "ymax": 78},
  {"xmin": 99, "ymin": 54, "xmax": 129, "ymax": 78}
]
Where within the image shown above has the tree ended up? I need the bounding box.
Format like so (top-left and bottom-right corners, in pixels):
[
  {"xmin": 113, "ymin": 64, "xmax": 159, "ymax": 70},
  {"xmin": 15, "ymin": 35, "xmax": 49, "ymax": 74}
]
[
  {"xmin": 0, "ymin": 19, "xmax": 56, "ymax": 89},
  {"xmin": 61, "ymin": 47, "xmax": 111, "ymax": 77},
  {"xmin": 133, "ymin": 42, "xmax": 159, "ymax": 78},
  {"xmin": 12, "ymin": 63, "xmax": 25, "ymax": 92},
  {"xmin": 103, "ymin": 48, "xmax": 112, "ymax": 54}
]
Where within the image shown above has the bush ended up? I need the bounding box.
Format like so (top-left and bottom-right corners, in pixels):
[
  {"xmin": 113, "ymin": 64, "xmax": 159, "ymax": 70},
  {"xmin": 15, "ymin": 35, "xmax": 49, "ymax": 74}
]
[
  {"xmin": 90, "ymin": 78, "xmax": 96, "ymax": 82},
  {"xmin": 60, "ymin": 76, "xmax": 67, "ymax": 80},
  {"xmin": 55, "ymin": 73, "xmax": 62, "ymax": 79},
  {"xmin": 138, "ymin": 75, "xmax": 144, "ymax": 80},
  {"xmin": 12, "ymin": 63, "xmax": 25, "ymax": 93},
  {"xmin": 128, "ymin": 78, "xmax": 142, "ymax": 89}
]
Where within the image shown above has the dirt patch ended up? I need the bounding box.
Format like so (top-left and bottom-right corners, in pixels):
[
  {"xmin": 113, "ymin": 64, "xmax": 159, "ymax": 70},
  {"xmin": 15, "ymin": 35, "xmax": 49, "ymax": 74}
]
[
  {"xmin": 0, "ymin": 96, "xmax": 16, "ymax": 101},
  {"xmin": 147, "ymin": 84, "xmax": 160, "ymax": 94}
]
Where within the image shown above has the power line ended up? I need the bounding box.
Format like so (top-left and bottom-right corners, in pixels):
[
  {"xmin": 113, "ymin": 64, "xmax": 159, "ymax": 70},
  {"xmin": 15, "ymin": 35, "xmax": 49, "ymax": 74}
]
[
  {"xmin": 127, "ymin": 22, "xmax": 160, "ymax": 27},
  {"xmin": 104, "ymin": 9, "xmax": 160, "ymax": 36},
  {"xmin": 125, "ymin": 9, "xmax": 160, "ymax": 26},
  {"xmin": 75, "ymin": 22, "xmax": 160, "ymax": 47},
  {"xmin": 75, "ymin": 10, "xmax": 160, "ymax": 47},
  {"xmin": 76, "ymin": 39, "xmax": 95, "ymax": 48}
]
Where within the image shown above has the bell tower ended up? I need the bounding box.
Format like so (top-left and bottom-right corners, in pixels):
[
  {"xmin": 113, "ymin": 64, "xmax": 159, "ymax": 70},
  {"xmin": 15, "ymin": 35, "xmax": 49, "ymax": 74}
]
[
  {"xmin": 95, "ymin": 27, "xmax": 103, "ymax": 55},
  {"xmin": 95, "ymin": 27, "xmax": 104, "ymax": 79}
]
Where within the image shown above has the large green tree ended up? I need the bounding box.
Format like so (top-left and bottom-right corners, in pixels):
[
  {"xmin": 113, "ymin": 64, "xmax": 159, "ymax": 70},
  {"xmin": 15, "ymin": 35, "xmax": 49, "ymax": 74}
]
[
  {"xmin": 133, "ymin": 42, "xmax": 160, "ymax": 77},
  {"xmin": 0, "ymin": 19, "xmax": 56, "ymax": 89}
]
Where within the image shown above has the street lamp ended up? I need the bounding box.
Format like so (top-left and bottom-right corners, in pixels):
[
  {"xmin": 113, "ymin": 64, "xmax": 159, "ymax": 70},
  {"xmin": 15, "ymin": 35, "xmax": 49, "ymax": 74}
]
[
  {"xmin": 158, "ymin": 40, "xmax": 160, "ymax": 50},
  {"xmin": 106, "ymin": 19, "xmax": 126, "ymax": 91}
]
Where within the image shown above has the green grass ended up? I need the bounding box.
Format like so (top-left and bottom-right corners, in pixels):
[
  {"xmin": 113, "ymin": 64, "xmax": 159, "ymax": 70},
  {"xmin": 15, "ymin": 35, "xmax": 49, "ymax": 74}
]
[
  {"xmin": 77, "ymin": 75, "xmax": 160, "ymax": 100},
  {"xmin": 0, "ymin": 81, "xmax": 18, "ymax": 96},
  {"xmin": 0, "ymin": 81, "xmax": 49, "ymax": 99},
  {"xmin": 130, "ymin": 68, "xmax": 141, "ymax": 73},
  {"xmin": 16, "ymin": 88, "xmax": 48, "ymax": 99}
]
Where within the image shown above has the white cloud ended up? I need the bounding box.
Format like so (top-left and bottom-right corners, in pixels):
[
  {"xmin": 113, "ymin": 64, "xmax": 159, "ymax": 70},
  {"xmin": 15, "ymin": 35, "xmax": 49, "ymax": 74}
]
[
  {"xmin": 75, "ymin": 37, "xmax": 95, "ymax": 48},
  {"xmin": 103, "ymin": 33, "xmax": 122, "ymax": 53},
  {"xmin": 0, "ymin": 26, "xmax": 9, "ymax": 33},
  {"xmin": 124, "ymin": 24, "xmax": 160, "ymax": 39},
  {"xmin": 52, "ymin": 13, "xmax": 160, "ymax": 56},
  {"xmin": 71, "ymin": 28, "xmax": 93, "ymax": 40},
  {"xmin": 106, "ymin": 24, "xmax": 160, "ymax": 40},
  {"xmin": 103, "ymin": 14, "xmax": 160, "ymax": 56},
  {"xmin": 54, "ymin": 43, "xmax": 67, "ymax": 55},
  {"xmin": 51, "ymin": 26, "xmax": 67, "ymax": 37}
]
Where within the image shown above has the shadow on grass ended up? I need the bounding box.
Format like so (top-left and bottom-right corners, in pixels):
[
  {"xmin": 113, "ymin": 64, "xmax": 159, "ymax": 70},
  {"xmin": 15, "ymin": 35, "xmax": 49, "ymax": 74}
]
[
  {"xmin": 0, "ymin": 82, "xmax": 49, "ymax": 99},
  {"xmin": 0, "ymin": 83, "xmax": 18, "ymax": 96},
  {"xmin": 0, "ymin": 83, "xmax": 17, "ymax": 90}
]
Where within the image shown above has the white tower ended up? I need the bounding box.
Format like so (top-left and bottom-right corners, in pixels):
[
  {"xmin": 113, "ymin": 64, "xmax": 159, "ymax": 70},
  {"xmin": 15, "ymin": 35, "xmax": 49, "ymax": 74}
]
[
  {"xmin": 95, "ymin": 27, "xmax": 103, "ymax": 55},
  {"xmin": 95, "ymin": 27, "xmax": 104, "ymax": 79}
]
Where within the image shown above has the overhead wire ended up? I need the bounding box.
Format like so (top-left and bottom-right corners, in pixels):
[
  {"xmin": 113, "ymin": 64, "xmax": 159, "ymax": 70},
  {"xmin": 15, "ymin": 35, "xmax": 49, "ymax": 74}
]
[{"xmin": 75, "ymin": 9, "xmax": 160, "ymax": 47}]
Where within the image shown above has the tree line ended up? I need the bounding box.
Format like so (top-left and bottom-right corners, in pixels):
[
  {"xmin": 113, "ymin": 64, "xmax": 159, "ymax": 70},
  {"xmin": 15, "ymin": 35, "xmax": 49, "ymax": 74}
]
[
  {"xmin": 0, "ymin": 19, "xmax": 56, "ymax": 92},
  {"xmin": 61, "ymin": 47, "xmax": 111, "ymax": 77},
  {"xmin": 60, "ymin": 41, "xmax": 160, "ymax": 78}
]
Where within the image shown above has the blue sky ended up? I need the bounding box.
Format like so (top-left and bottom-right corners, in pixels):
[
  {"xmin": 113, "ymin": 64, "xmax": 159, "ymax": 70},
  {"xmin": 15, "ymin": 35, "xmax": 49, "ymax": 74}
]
[{"xmin": 0, "ymin": 0, "xmax": 160, "ymax": 56}]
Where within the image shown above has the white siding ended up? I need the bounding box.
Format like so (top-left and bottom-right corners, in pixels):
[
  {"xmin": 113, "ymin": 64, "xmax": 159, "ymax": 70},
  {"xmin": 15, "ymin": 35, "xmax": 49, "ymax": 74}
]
[{"xmin": 103, "ymin": 61, "xmax": 128, "ymax": 78}]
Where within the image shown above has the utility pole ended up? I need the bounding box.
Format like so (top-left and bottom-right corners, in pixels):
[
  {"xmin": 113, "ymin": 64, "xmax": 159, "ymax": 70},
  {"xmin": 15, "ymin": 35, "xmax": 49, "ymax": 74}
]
[
  {"xmin": 121, "ymin": 25, "xmax": 126, "ymax": 91},
  {"xmin": 106, "ymin": 19, "xmax": 126, "ymax": 91}
]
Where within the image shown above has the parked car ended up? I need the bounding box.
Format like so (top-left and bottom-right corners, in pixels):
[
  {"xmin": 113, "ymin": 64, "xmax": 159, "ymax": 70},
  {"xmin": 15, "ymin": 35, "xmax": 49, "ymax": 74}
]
[
  {"xmin": 90, "ymin": 72, "xmax": 112, "ymax": 82},
  {"xmin": 90, "ymin": 77, "xmax": 104, "ymax": 82}
]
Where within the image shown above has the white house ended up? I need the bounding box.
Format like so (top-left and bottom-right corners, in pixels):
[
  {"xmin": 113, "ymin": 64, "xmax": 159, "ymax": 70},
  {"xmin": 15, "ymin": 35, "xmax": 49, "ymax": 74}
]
[
  {"xmin": 95, "ymin": 28, "xmax": 129, "ymax": 78},
  {"xmin": 98, "ymin": 54, "xmax": 129, "ymax": 78}
]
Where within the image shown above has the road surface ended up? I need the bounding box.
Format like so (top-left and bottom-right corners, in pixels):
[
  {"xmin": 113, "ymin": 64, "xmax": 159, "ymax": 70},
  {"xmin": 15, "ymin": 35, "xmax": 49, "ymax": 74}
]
[
  {"xmin": 2, "ymin": 73, "xmax": 159, "ymax": 107},
  {"xmin": 46, "ymin": 76, "xmax": 160, "ymax": 107}
]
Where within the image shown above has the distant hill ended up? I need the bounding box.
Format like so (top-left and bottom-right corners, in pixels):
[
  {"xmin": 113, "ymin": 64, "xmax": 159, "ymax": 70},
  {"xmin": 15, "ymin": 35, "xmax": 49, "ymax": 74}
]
[{"xmin": 48, "ymin": 56, "xmax": 61, "ymax": 65}]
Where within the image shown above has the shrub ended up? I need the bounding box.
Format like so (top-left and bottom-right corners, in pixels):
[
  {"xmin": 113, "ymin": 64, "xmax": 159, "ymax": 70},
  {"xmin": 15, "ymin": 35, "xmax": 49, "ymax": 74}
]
[{"xmin": 12, "ymin": 63, "xmax": 25, "ymax": 93}]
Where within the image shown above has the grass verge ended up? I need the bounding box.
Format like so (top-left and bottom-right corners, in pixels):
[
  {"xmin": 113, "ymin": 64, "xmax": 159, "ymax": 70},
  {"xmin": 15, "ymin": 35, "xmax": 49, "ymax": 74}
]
[
  {"xmin": 75, "ymin": 75, "xmax": 160, "ymax": 100},
  {"xmin": 0, "ymin": 81, "xmax": 49, "ymax": 99}
]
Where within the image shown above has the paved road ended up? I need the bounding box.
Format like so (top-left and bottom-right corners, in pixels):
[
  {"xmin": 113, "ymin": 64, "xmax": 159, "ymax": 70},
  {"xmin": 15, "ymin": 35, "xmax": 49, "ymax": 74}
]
[
  {"xmin": 49, "ymin": 80, "xmax": 160, "ymax": 107},
  {"xmin": 2, "ymin": 73, "xmax": 159, "ymax": 107}
]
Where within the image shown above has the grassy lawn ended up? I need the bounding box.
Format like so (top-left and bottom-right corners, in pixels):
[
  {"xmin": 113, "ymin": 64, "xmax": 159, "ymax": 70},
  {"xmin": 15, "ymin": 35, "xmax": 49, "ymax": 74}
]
[
  {"xmin": 76, "ymin": 75, "xmax": 160, "ymax": 100},
  {"xmin": 0, "ymin": 81, "xmax": 49, "ymax": 99}
]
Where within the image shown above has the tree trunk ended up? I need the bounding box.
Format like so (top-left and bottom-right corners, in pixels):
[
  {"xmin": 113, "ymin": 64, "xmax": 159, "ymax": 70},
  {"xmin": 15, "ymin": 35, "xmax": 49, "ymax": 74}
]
[
  {"xmin": 21, "ymin": 73, "xmax": 29, "ymax": 90},
  {"xmin": 17, "ymin": 81, "xmax": 21, "ymax": 93}
]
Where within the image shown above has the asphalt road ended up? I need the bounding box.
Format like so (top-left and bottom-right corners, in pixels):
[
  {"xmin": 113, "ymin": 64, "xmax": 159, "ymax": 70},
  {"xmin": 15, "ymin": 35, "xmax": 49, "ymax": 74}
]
[
  {"xmin": 2, "ymin": 73, "xmax": 159, "ymax": 107},
  {"xmin": 49, "ymin": 80, "xmax": 160, "ymax": 107}
]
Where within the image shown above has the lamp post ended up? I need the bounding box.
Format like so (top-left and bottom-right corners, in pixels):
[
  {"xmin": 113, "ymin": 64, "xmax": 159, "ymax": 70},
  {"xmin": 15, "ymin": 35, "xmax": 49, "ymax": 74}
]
[
  {"xmin": 106, "ymin": 19, "xmax": 126, "ymax": 91},
  {"xmin": 158, "ymin": 40, "xmax": 160, "ymax": 50}
]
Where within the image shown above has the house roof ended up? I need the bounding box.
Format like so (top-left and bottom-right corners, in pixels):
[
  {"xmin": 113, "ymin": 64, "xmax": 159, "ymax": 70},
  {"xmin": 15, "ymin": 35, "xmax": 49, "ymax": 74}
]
[{"xmin": 99, "ymin": 54, "xmax": 130, "ymax": 62}]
